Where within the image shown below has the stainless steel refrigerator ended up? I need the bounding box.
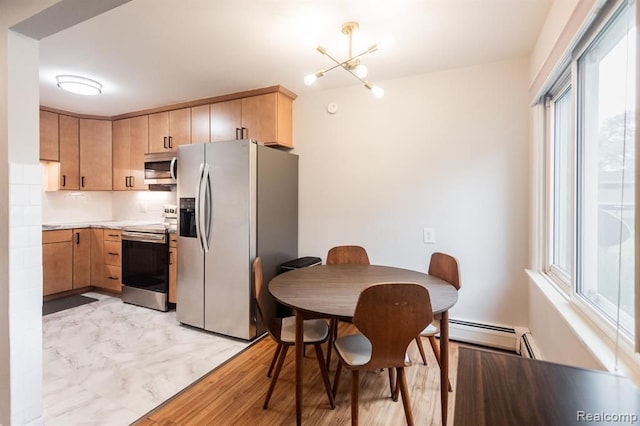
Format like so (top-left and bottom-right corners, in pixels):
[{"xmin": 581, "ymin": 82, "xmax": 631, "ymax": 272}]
[{"xmin": 176, "ymin": 140, "xmax": 298, "ymax": 340}]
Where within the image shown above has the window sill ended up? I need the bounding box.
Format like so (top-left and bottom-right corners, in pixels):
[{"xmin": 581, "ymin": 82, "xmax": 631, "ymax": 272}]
[{"xmin": 526, "ymin": 269, "xmax": 640, "ymax": 387}]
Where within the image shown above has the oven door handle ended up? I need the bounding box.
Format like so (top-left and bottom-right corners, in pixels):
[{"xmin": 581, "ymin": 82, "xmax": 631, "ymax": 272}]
[
  {"xmin": 202, "ymin": 163, "xmax": 212, "ymax": 252},
  {"xmin": 195, "ymin": 162, "xmax": 206, "ymax": 253}
]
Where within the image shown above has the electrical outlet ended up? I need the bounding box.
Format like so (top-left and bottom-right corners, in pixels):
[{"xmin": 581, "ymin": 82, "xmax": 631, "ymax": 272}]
[{"xmin": 423, "ymin": 228, "xmax": 435, "ymax": 244}]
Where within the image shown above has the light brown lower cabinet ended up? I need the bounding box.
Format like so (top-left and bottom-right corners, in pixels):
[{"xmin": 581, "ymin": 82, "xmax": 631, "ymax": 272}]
[
  {"xmin": 43, "ymin": 230, "xmax": 73, "ymax": 296},
  {"xmin": 90, "ymin": 228, "xmax": 104, "ymax": 287},
  {"xmin": 72, "ymin": 229, "xmax": 91, "ymax": 288},
  {"xmin": 168, "ymin": 233, "xmax": 177, "ymax": 304},
  {"xmin": 101, "ymin": 229, "xmax": 122, "ymax": 293}
]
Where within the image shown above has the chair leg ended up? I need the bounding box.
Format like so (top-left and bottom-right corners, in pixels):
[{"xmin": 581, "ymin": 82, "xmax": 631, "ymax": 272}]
[
  {"xmin": 332, "ymin": 359, "xmax": 343, "ymax": 397},
  {"xmin": 263, "ymin": 344, "xmax": 289, "ymax": 409},
  {"xmin": 392, "ymin": 369, "xmax": 400, "ymax": 402},
  {"xmin": 388, "ymin": 368, "xmax": 396, "ymax": 400},
  {"xmin": 428, "ymin": 336, "xmax": 453, "ymax": 392},
  {"xmin": 313, "ymin": 343, "xmax": 335, "ymax": 408},
  {"xmin": 326, "ymin": 318, "xmax": 337, "ymax": 371},
  {"xmin": 397, "ymin": 367, "xmax": 415, "ymax": 426},
  {"xmin": 267, "ymin": 343, "xmax": 282, "ymax": 378},
  {"xmin": 415, "ymin": 336, "xmax": 427, "ymax": 366},
  {"xmin": 350, "ymin": 369, "xmax": 359, "ymax": 426}
]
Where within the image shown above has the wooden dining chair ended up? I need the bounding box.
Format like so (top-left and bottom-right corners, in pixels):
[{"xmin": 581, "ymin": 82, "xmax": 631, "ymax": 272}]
[
  {"xmin": 332, "ymin": 282, "xmax": 433, "ymax": 426},
  {"xmin": 414, "ymin": 252, "xmax": 460, "ymax": 392},
  {"xmin": 326, "ymin": 245, "xmax": 370, "ymax": 265},
  {"xmin": 253, "ymin": 257, "xmax": 335, "ymax": 410},
  {"xmin": 325, "ymin": 245, "xmax": 371, "ymax": 371}
]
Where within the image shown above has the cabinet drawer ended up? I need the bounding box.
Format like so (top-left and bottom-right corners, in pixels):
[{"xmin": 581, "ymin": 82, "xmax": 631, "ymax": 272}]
[
  {"xmin": 43, "ymin": 229, "xmax": 73, "ymax": 244},
  {"xmin": 104, "ymin": 229, "xmax": 122, "ymax": 242},
  {"xmin": 103, "ymin": 265, "xmax": 122, "ymax": 292},
  {"xmin": 104, "ymin": 240, "xmax": 121, "ymax": 265}
]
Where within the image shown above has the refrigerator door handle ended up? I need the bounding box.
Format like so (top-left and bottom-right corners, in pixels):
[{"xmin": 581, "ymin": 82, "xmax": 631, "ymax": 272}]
[
  {"xmin": 198, "ymin": 163, "xmax": 211, "ymax": 253},
  {"xmin": 202, "ymin": 163, "xmax": 213, "ymax": 252},
  {"xmin": 195, "ymin": 162, "xmax": 205, "ymax": 252}
]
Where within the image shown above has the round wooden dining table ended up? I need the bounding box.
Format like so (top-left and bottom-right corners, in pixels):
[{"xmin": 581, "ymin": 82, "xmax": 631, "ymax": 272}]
[{"xmin": 269, "ymin": 264, "xmax": 459, "ymax": 425}]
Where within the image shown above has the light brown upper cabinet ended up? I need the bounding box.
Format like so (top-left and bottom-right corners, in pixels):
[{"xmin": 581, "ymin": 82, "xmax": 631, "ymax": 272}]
[
  {"xmin": 148, "ymin": 107, "xmax": 191, "ymax": 152},
  {"xmin": 113, "ymin": 115, "xmax": 148, "ymax": 190},
  {"xmin": 241, "ymin": 93, "xmax": 293, "ymax": 147},
  {"xmin": 79, "ymin": 119, "xmax": 113, "ymax": 190},
  {"xmin": 59, "ymin": 115, "xmax": 80, "ymax": 190},
  {"xmin": 43, "ymin": 115, "xmax": 112, "ymax": 191},
  {"xmin": 191, "ymin": 104, "xmax": 210, "ymax": 144},
  {"xmin": 209, "ymin": 92, "xmax": 294, "ymax": 147},
  {"xmin": 40, "ymin": 110, "xmax": 59, "ymax": 161},
  {"xmin": 210, "ymin": 99, "xmax": 242, "ymax": 142}
]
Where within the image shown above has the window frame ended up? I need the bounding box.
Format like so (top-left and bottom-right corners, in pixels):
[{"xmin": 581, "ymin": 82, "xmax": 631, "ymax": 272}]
[{"xmin": 541, "ymin": 0, "xmax": 636, "ymax": 345}]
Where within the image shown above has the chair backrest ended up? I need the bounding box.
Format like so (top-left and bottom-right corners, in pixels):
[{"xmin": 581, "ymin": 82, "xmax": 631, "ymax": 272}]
[
  {"xmin": 326, "ymin": 245, "xmax": 370, "ymax": 265},
  {"xmin": 428, "ymin": 252, "xmax": 461, "ymax": 290},
  {"xmin": 253, "ymin": 257, "xmax": 282, "ymax": 340},
  {"xmin": 352, "ymin": 282, "xmax": 432, "ymax": 369}
]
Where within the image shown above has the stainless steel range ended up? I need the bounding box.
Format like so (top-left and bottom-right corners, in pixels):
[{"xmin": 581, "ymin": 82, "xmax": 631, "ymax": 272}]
[{"xmin": 121, "ymin": 224, "xmax": 170, "ymax": 311}]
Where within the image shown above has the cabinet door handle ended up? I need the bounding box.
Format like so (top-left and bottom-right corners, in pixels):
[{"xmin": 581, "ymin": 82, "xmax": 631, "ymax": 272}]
[
  {"xmin": 107, "ymin": 276, "xmax": 119, "ymax": 280},
  {"xmin": 125, "ymin": 176, "xmax": 129, "ymax": 187},
  {"xmin": 235, "ymin": 128, "xmax": 241, "ymax": 140},
  {"xmin": 168, "ymin": 136, "xmax": 173, "ymax": 149},
  {"xmin": 129, "ymin": 176, "xmax": 134, "ymax": 187},
  {"xmin": 241, "ymin": 127, "xmax": 247, "ymax": 139},
  {"xmin": 108, "ymin": 252, "xmax": 119, "ymax": 256},
  {"xmin": 81, "ymin": 176, "xmax": 85, "ymax": 188},
  {"xmin": 61, "ymin": 175, "xmax": 66, "ymax": 187},
  {"xmin": 75, "ymin": 232, "xmax": 80, "ymax": 244},
  {"xmin": 163, "ymin": 136, "xmax": 168, "ymax": 149},
  {"xmin": 169, "ymin": 250, "xmax": 173, "ymax": 265}
]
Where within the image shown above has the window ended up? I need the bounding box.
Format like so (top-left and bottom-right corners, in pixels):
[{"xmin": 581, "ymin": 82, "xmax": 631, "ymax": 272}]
[
  {"xmin": 577, "ymin": 4, "xmax": 636, "ymax": 335},
  {"xmin": 550, "ymin": 86, "xmax": 573, "ymax": 281},
  {"xmin": 543, "ymin": 0, "xmax": 636, "ymax": 339}
]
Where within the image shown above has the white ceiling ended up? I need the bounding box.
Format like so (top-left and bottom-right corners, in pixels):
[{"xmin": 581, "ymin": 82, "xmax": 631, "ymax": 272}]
[{"xmin": 38, "ymin": 0, "xmax": 552, "ymax": 117}]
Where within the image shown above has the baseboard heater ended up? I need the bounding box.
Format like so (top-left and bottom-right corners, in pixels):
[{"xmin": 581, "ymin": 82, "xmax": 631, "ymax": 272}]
[{"xmin": 446, "ymin": 318, "xmax": 540, "ymax": 358}]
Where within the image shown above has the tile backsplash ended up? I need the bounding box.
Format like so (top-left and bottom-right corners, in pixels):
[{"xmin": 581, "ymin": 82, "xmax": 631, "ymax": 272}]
[{"xmin": 41, "ymin": 188, "xmax": 177, "ymax": 224}]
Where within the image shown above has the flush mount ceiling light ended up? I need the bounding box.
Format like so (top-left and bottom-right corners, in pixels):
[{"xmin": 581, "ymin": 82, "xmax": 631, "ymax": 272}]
[
  {"xmin": 304, "ymin": 21, "xmax": 384, "ymax": 98},
  {"xmin": 56, "ymin": 75, "xmax": 102, "ymax": 95}
]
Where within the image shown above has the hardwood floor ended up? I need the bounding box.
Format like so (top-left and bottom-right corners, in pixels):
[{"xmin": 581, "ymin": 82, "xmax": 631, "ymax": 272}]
[{"xmin": 133, "ymin": 323, "xmax": 482, "ymax": 425}]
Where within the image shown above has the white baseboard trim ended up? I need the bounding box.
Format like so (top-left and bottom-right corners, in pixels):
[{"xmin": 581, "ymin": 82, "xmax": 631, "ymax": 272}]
[{"xmin": 447, "ymin": 319, "xmax": 541, "ymax": 358}]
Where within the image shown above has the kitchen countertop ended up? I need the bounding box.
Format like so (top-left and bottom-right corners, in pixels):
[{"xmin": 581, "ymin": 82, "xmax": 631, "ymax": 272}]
[{"xmin": 42, "ymin": 220, "xmax": 164, "ymax": 231}]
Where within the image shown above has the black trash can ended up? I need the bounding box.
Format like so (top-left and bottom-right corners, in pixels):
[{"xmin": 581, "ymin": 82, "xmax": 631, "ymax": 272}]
[
  {"xmin": 279, "ymin": 256, "xmax": 322, "ymax": 274},
  {"xmin": 274, "ymin": 256, "xmax": 321, "ymax": 317}
]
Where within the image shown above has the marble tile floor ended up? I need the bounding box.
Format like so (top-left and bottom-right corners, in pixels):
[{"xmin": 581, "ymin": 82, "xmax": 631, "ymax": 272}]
[{"xmin": 43, "ymin": 292, "xmax": 250, "ymax": 425}]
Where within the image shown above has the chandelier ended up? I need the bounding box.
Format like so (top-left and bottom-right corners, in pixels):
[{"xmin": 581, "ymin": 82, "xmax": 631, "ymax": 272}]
[{"xmin": 304, "ymin": 21, "xmax": 384, "ymax": 98}]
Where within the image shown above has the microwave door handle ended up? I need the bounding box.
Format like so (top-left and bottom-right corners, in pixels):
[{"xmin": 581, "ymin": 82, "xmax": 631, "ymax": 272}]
[
  {"xmin": 170, "ymin": 157, "xmax": 177, "ymax": 181},
  {"xmin": 200, "ymin": 163, "xmax": 211, "ymax": 253},
  {"xmin": 195, "ymin": 163, "xmax": 205, "ymax": 253}
]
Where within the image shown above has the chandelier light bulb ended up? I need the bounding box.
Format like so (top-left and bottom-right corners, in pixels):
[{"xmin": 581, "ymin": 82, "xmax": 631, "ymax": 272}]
[
  {"xmin": 355, "ymin": 64, "xmax": 368, "ymax": 78},
  {"xmin": 304, "ymin": 71, "xmax": 325, "ymax": 86},
  {"xmin": 304, "ymin": 74, "xmax": 318, "ymax": 86},
  {"xmin": 371, "ymin": 85, "xmax": 384, "ymax": 98}
]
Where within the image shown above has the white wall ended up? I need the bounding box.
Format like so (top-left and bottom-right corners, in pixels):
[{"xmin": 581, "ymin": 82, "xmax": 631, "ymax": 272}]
[{"xmin": 293, "ymin": 57, "xmax": 531, "ymax": 327}]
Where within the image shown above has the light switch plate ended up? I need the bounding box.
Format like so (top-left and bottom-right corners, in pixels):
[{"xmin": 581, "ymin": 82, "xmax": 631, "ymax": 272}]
[{"xmin": 423, "ymin": 228, "xmax": 435, "ymax": 244}]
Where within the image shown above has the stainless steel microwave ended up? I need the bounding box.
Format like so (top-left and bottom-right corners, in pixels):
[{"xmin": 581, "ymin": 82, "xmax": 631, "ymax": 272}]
[{"xmin": 144, "ymin": 152, "xmax": 177, "ymax": 186}]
